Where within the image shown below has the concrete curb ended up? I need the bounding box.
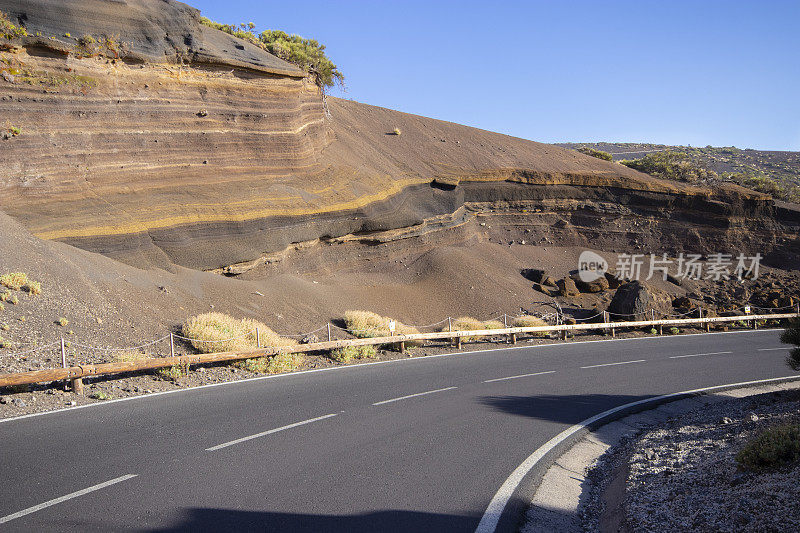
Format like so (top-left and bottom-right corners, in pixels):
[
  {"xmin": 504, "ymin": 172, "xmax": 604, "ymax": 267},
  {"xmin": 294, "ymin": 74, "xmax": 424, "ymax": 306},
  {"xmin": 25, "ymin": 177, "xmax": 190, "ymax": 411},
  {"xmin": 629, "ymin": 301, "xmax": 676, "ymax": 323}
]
[{"xmin": 519, "ymin": 377, "xmax": 800, "ymax": 532}]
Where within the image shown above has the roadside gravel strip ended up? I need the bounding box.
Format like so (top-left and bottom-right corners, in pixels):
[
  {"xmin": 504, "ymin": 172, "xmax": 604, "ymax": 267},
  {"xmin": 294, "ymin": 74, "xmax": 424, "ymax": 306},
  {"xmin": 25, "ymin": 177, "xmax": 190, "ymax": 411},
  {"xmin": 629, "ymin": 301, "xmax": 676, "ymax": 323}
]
[{"xmin": 519, "ymin": 378, "xmax": 800, "ymax": 532}]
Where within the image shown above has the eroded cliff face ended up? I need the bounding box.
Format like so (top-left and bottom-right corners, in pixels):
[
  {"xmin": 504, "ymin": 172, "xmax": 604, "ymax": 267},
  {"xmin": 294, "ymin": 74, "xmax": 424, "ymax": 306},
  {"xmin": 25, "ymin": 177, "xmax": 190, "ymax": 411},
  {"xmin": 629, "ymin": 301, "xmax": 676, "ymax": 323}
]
[{"xmin": 0, "ymin": 0, "xmax": 798, "ymax": 274}]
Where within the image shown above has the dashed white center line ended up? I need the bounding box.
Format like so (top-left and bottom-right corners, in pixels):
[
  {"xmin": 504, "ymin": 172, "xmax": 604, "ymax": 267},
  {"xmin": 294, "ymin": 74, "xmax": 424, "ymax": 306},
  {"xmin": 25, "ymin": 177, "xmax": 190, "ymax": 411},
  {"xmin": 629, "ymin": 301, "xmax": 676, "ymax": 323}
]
[
  {"xmin": 581, "ymin": 360, "xmax": 646, "ymax": 369},
  {"xmin": 483, "ymin": 371, "xmax": 556, "ymax": 383},
  {"xmin": 372, "ymin": 386, "xmax": 458, "ymax": 406},
  {"xmin": 670, "ymin": 351, "xmax": 733, "ymax": 359},
  {"xmin": 758, "ymin": 347, "xmax": 791, "ymax": 351},
  {"xmin": 0, "ymin": 474, "xmax": 138, "ymax": 525},
  {"xmin": 206, "ymin": 413, "xmax": 338, "ymax": 451}
]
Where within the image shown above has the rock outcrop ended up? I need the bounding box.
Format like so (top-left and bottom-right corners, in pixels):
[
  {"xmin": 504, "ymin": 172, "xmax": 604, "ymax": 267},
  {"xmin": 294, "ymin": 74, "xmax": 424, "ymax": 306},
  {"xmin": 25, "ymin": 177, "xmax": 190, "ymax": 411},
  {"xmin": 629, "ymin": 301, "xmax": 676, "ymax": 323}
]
[
  {"xmin": 608, "ymin": 281, "xmax": 672, "ymax": 319},
  {"xmin": 0, "ymin": 0, "xmax": 799, "ymax": 274}
]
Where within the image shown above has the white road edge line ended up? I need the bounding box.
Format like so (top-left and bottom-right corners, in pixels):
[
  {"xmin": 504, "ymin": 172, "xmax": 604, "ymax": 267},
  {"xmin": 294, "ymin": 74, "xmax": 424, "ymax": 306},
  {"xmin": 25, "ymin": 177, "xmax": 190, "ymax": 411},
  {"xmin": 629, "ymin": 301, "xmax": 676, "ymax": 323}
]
[
  {"xmin": 0, "ymin": 474, "xmax": 137, "ymax": 525},
  {"xmin": 206, "ymin": 413, "xmax": 338, "ymax": 451},
  {"xmin": 372, "ymin": 386, "xmax": 458, "ymax": 406},
  {"xmin": 0, "ymin": 329, "xmax": 784, "ymax": 426},
  {"xmin": 474, "ymin": 375, "xmax": 800, "ymax": 533},
  {"xmin": 758, "ymin": 347, "xmax": 791, "ymax": 351},
  {"xmin": 669, "ymin": 351, "xmax": 733, "ymax": 359},
  {"xmin": 580, "ymin": 359, "xmax": 646, "ymax": 369},
  {"xmin": 483, "ymin": 371, "xmax": 556, "ymax": 383}
]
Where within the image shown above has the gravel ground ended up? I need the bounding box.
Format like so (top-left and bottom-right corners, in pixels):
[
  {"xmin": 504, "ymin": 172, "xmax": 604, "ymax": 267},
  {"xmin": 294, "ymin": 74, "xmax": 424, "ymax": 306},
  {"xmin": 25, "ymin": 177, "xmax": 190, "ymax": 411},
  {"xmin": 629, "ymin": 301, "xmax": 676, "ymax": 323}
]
[{"xmin": 583, "ymin": 389, "xmax": 800, "ymax": 532}]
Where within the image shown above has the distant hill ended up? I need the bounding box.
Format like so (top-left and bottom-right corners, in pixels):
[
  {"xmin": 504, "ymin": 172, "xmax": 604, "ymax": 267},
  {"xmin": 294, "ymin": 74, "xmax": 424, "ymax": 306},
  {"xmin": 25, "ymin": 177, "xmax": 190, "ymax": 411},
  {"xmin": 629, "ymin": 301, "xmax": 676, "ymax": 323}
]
[{"xmin": 557, "ymin": 143, "xmax": 800, "ymax": 203}]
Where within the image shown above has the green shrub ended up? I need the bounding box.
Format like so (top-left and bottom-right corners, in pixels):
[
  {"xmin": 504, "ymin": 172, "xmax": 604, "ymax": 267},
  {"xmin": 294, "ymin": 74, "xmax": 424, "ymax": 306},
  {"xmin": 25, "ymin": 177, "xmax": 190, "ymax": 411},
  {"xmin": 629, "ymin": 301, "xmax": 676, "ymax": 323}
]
[
  {"xmin": 329, "ymin": 345, "xmax": 377, "ymax": 363},
  {"xmin": 782, "ymin": 319, "xmax": 800, "ymax": 371},
  {"xmin": 181, "ymin": 312, "xmax": 297, "ymax": 353},
  {"xmin": 199, "ymin": 18, "xmax": 343, "ymax": 90},
  {"xmin": 578, "ymin": 147, "xmax": 613, "ymax": 161},
  {"xmin": 56, "ymin": 317, "xmax": 68, "ymax": 327},
  {"xmin": 736, "ymin": 423, "xmax": 800, "ymax": 471},
  {"xmin": 669, "ymin": 327, "xmax": 680, "ymax": 335},
  {"xmin": 649, "ymin": 327, "xmax": 658, "ymax": 335},
  {"xmin": 155, "ymin": 365, "xmax": 185, "ymax": 382},
  {"xmin": 89, "ymin": 391, "xmax": 112, "ymax": 400}
]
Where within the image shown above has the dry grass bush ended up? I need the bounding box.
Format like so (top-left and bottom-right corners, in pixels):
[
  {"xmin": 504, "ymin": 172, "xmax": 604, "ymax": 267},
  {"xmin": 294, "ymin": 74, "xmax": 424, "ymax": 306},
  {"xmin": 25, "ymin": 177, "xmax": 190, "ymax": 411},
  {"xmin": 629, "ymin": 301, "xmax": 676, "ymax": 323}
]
[
  {"xmin": 234, "ymin": 352, "xmax": 303, "ymax": 374},
  {"xmin": 512, "ymin": 315, "xmax": 549, "ymax": 337},
  {"xmin": 449, "ymin": 317, "xmax": 505, "ymax": 341},
  {"xmin": 113, "ymin": 350, "xmax": 151, "ymax": 363},
  {"xmin": 181, "ymin": 312, "xmax": 297, "ymax": 354},
  {"xmin": 329, "ymin": 345, "xmax": 377, "ymax": 363},
  {"xmin": 344, "ymin": 310, "xmax": 419, "ymax": 337},
  {"xmin": 0, "ymin": 272, "xmax": 28, "ymax": 291},
  {"xmin": 343, "ymin": 310, "xmax": 422, "ymax": 349},
  {"xmin": 22, "ymin": 281, "xmax": 41, "ymax": 295}
]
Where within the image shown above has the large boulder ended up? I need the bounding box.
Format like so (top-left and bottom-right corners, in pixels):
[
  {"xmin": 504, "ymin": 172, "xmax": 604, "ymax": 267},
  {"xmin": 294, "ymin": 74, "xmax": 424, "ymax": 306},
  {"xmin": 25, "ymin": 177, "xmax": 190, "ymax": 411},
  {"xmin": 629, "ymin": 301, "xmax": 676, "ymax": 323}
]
[
  {"xmin": 533, "ymin": 283, "xmax": 559, "ymax": 297},
  {"xmin": 572, "ymin": 273, "xmax": 609, "ymax": 293},
  {"xmin": 557, "ymin": 278, "xmax": 580, "ymax": 297},
  {"xmin": 604, "ymin": 271, "xmax": 624, "ymax": 289},
  {"xmin": 608, "ymin": 281, "xmax": 672, "ymax": 319}
]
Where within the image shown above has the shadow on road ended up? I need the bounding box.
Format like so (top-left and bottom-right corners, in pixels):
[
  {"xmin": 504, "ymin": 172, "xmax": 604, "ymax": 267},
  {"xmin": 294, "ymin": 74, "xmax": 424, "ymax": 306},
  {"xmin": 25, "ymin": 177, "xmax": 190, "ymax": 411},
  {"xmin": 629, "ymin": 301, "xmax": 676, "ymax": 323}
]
[
  {"xmin": 149, "ymin": 507, "xmax": 480, "ymax": 532},
  {"xmin": 479, "ymin": 393, "xmax": 652, "ymax": 426}
]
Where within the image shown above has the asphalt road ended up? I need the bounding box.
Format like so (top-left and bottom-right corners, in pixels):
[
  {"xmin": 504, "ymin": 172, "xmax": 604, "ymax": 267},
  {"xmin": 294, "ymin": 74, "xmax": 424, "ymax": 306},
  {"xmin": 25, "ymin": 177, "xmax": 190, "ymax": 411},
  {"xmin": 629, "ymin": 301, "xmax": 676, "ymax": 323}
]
[{"xmin": 0, "ymin": 330, "xmax": 794, "ymax": 532}]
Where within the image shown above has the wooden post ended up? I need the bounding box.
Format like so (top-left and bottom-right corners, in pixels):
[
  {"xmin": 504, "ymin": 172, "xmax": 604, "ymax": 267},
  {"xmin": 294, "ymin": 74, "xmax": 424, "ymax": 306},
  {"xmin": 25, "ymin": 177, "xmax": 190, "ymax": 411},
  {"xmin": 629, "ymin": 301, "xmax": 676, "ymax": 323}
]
[
  {"xmin": 170, "ymin": 333, "xmax": 175, "ymax": 358},
  {"xmin": 327, "ymin": 323, "xmax": 332, "ymax": 342},
  {"xmin": 61, "ymin": 337, "xmax": 68, "ymax": 392},
  {"xmin": 399, "ymin": 341, "xmax": 405, "ymax": 354},
  {"xmin": 456, "ymin": 336, "xmax": 462, "ymax": 350},
  {"xmin": 659, "ymin": 324, "xmax": 663, "ymax": 335},
  {"xmin": 255, "ymin": 328, "xmax": 260, "ymax": 348},
  {"xmin": 71, "ymin": 377, "xmax": 83, "ymax": 395},
  {"xmin": 510, "ymin": 333, "xmax": 517, "ymax": 345}
]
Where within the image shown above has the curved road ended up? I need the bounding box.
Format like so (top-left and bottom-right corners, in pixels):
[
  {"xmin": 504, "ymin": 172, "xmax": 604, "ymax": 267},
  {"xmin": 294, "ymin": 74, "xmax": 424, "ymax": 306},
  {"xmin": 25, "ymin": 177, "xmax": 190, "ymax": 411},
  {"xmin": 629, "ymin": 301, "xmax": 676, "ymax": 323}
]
[{"xmin": 0, "ymin": 330, "xmax": 794, "ymax": 532}]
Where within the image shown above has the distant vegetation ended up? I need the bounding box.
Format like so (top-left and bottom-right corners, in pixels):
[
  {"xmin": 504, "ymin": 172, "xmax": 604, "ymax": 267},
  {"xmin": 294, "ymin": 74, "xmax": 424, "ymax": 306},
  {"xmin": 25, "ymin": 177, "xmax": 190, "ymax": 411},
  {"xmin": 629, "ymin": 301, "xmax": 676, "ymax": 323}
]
[
  {"xmin": 620, "ymin": 150, "xmax": 717, "ymax": 183},
  {"xmin": 0, "ymin": 10, "xmax": 27, "ymax": 40},
  {"xmin": 562, "ymin": 143, "xmax": 800, "ymax": 203},
  {"xmin": 199, "ymin": 18, "xmax": 343, "ymax": 91},
  {"xmin": 578, "ymin": 147, "xmax": 612, "ymax": 161}
]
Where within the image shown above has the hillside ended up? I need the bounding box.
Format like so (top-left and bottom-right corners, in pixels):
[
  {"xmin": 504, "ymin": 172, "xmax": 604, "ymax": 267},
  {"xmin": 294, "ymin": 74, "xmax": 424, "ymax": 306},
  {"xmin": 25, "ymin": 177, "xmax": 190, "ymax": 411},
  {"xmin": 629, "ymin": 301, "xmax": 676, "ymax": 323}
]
[
  {"xmin": 3, "ymin": 0, "xmax": 797, "ymax": 273},
  {"xmin": 0, "ymin": 0, "xmax": 798, "ymax": 387}
]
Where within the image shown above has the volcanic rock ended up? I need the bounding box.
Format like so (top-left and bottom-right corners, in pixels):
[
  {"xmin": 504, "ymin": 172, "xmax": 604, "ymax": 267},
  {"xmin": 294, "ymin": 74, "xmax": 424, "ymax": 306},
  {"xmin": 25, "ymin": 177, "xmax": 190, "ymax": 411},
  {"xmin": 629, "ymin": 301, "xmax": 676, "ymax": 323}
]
[{"xmin": 608, "ymin": 281, "xmax": 672, "ymax": 319}]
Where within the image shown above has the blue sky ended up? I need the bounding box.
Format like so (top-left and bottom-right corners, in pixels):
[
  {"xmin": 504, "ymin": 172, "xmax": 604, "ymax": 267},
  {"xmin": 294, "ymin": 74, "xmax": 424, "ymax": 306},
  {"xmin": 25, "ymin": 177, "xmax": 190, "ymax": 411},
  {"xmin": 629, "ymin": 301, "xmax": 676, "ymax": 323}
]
[{"xmin": 191, "ymin": 1, "xmax": 800, "ymax": 151}]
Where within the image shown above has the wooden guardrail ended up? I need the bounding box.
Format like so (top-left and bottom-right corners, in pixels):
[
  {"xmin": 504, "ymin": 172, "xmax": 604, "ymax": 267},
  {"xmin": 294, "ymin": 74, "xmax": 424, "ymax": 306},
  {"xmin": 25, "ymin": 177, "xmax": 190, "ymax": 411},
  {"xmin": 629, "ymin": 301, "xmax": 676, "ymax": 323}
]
[{"xmin": 0, "ymin": 312, "xmax": 796, "ymax": 392}]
